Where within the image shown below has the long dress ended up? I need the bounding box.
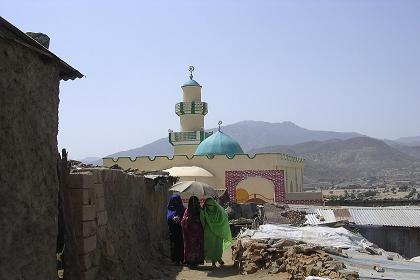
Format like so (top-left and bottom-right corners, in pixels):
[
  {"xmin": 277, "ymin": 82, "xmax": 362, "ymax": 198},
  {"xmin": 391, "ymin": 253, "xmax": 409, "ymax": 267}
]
[
  {"xmin": 167, "ymin": 194, "xmax": 185, "ymax": 263},
  {"xmin": 181, "ymin": 206, "xmax": 204, "ymax": 266},
  {"xmin": 200, "ymin": 198, "xmax": 232, "ymax": 263}
]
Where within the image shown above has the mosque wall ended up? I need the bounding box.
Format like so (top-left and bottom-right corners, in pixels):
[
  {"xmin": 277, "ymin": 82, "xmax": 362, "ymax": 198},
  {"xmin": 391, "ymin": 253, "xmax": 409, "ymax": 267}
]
[
  {"xmin": 173, "ymin": 145, "xmax": 198, "ymax": 156},
  {"xmin": 103, "ymin": 153, "xmax": 305, "ymax": 193}
]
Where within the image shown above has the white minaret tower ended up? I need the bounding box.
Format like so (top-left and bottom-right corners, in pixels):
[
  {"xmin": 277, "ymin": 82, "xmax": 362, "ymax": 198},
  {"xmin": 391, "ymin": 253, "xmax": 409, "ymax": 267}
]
[{"xmin": 168, "ymin": 66, "xmax": 211, "ymax": 156}]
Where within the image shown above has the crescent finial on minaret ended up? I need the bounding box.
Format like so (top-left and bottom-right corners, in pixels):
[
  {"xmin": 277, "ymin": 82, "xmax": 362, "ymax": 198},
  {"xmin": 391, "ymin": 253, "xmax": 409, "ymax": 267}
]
[{"xmin": 188, "ymin": 66, "xmax": 194, "ymax": 80}]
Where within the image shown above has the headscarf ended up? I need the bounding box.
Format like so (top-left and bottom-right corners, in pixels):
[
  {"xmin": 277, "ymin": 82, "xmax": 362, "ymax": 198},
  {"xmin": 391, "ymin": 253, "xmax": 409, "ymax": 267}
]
[
  {"xmin": 188, "ymin": 196, "xmax": 201, "ymax": 217},
  {"xmin": 201, "ymin": 197, "xmax": 232, "ymax": 250},
  {"xmin": 167, "ymin": 194, "xmax": 185, "ymax": 221},
  {"xmin": 182, "ymin": 196, "xmax": 201, "ymax": 228}
]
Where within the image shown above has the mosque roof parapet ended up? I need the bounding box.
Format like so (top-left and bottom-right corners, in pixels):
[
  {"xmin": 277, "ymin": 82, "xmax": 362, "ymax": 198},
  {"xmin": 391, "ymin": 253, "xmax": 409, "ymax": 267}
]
[{"xmin": 103, "ymin": 152, "xmax": 305, "ymax": 163}]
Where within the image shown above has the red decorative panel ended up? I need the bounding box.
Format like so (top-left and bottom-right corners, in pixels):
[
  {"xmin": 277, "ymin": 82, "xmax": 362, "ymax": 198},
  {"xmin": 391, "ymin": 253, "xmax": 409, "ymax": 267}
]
[{"xmin": 225, "ymin": 170, "xmax": 285, "ymax": 202}]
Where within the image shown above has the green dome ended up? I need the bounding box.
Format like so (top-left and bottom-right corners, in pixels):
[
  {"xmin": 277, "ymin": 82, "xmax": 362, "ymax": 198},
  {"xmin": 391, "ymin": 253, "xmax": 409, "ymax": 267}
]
[
  {"xmin": 182, "ymin": 79, "xmax": 201, "ymax": 87},
  {"xmin": 195, "ymin": 131, "xmax": 244, "ymax": 156}
]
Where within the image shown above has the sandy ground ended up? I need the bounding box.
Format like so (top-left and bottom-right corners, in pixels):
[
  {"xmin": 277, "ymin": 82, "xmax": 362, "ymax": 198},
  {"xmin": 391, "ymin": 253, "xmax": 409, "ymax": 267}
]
[{"xmin": 169, "ymin": 249, "xmax": 289, "ymax": 280}]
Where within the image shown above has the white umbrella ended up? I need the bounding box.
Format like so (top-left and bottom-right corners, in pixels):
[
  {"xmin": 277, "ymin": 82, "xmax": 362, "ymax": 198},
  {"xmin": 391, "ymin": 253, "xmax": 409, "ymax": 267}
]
[
  {"xmin": 169, "ymin": 181, "xmax": 217, "ymax": 197},
  {"xmin": 163, "ymin": 166, "xmax": 213, "ymax": 177}
]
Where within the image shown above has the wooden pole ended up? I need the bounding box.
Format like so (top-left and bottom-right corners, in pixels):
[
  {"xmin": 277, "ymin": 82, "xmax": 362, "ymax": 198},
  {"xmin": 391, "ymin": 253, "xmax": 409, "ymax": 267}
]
[{"xmin": 58, "ymin": 149, "xmax": 81, "ymax": 279}]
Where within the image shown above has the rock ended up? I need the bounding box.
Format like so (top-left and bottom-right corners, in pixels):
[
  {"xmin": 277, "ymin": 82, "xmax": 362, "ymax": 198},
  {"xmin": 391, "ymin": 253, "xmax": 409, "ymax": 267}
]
[
  {"xmin": 365, "ymin": 246, "xmax": 379, "ymax": 255},
  {"xmin": 26, "ymin": 32, "xmax": 50, "ymax": 48},
  {"xmin": 340, "ymin": 271, "xmax": 359, "ymax": 280},
  {"xmin": 242, "ymin": 263, "xmax": 259, "ymax": 275},
  {"xmin": 329, "ymin": 270, "xmax": 339, "ymax": 279},
  {"xmin": 272, "ymin": 239, "xmax": 297, "ymax": 248},
  {"xmin": 268, "ymin": 263, "xmax": 280, "ymax": 274},
  {"xmin": 251, "ymin": 242, "xmax": 269, "ymax": 250},
  {"xmin": 278, "ymin": 263, "xmax": 286, "ymax": 272},
  {"xmin": 233, "ymin": 237, "xmax": 359, "ymax": 279},
  {"xmin": 373, "ymin": 265, "xmax": 385, "ymax": 272},
  {"xmin": 323, "ymin": 246, "xmax": 347, "ymax": 257}
]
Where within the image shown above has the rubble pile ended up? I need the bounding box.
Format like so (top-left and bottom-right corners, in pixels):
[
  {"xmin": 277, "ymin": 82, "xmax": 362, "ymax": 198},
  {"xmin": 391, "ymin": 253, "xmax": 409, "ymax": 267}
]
[
  {"xmin": 281, "ymin": 210, "xmax": 307, "ymax": 225},
  {"xmin": 232, "ymin": 238, "xmax": 359, "ymax": 280},
  {"xmin": 264, "ymin": 203, "xmax": 307, "ymax": 225}
]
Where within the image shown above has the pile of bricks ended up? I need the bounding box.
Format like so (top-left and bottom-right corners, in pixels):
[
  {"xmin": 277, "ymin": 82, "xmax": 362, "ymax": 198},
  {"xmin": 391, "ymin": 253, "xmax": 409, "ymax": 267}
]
[
  {"xmin": 69, "ymin": 170, "xmax": 108, "ymax": 280},
  {"xmin": 232, "ymin": 238, "xmax": 359, "ymax": 280}
]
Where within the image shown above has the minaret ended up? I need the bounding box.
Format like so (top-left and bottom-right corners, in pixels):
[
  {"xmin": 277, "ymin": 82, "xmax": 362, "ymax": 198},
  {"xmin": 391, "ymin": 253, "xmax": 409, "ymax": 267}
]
[{"xmin": 168, "ymin": 66, "xmax": 211, "ymax": 156}]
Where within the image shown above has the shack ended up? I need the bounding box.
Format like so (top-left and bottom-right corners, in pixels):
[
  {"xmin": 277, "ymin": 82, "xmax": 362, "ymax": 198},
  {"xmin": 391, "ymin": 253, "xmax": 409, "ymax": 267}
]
[{"xmin": 0, "ymin": 16, "xmax": 82, "ymax": 279}]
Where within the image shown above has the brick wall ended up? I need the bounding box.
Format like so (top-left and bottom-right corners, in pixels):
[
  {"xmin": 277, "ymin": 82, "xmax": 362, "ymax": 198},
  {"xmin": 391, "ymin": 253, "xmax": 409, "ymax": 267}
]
[{"xmin": 69, "ymin": 168, "xmax": 173, "ymax": 280}]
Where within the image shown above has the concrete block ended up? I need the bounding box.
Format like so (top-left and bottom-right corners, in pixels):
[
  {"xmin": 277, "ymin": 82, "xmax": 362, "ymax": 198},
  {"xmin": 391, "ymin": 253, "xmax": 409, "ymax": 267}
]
[
  {"xmin": 69, "ymin": 172, "xmax": 94, "ymax": 189},
  {"xmin": 95, "ymin": 197, "xmax": 106, "ymax": 212},
  {"xmin": 70, "ymin": 188, "xmax": 95, "ymax": 205},
  {"xmin": 78, "ymin": 234, "xmax": 97, "ymax": 254},
  {"xmin": 94, "ymin": 183, "xmax": 104, "ymax": 198},
  {"xmin": 75, "ymin": 220, "xmax": 97, "ymax": 238},
  {"xmin": 73, "ymin": 205, "xmax": 96, "ymax": 221},
  {"xmin": 81, "ymin": 266, "xmax": 98, "ymax": 280},
  {"xmin": 97, "ymin": 210, "xmax": 108, "ymax": 226}
]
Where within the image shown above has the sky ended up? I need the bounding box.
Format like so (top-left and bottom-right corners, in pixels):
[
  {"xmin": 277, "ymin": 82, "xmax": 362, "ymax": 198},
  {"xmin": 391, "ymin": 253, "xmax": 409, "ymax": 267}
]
[{"xmin": 2, "ymin": 0, "xmax": 420, "ymax": 159}]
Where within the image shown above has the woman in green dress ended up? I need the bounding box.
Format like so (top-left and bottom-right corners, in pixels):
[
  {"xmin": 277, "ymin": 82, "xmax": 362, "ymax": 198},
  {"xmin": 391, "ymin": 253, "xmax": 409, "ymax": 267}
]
[{"xmin": 200, "ymin": 197, "xmax": 232, "ymax": 268}]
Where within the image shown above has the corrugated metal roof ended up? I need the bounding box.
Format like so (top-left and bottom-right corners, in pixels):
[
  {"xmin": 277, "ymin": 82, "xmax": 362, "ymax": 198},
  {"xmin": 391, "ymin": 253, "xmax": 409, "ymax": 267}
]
[
  {"xmin": 289, "ymin": 205, "xmax": 336, "ymax": 225},
  {"xmin": 349, "ymin": 207, "xmax": 420, "ymax": 228},
  {"xmin": 316, "ymin": 209, "xmax": 336, "ymax": 223},
  {"xmin": 288, "ymin": 205, "xmax": 420, "ymax": 228},
  {"xmin": 0, "ymin": 16, "xmax": 83, "ymax": 80}
]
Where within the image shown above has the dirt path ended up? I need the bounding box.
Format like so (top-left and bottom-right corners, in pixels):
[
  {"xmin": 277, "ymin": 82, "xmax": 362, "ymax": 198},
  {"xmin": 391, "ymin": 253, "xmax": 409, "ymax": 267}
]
[{"xmin": 170, "ymin": 249, "xmax": 289, "ymax": 280}]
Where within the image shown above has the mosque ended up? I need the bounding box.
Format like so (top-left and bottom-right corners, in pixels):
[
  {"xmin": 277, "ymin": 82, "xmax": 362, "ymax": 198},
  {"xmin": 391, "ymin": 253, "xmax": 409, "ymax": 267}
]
[{"xmin": 103, "ymin": 67, "xmax": 322, "ymax": 204}]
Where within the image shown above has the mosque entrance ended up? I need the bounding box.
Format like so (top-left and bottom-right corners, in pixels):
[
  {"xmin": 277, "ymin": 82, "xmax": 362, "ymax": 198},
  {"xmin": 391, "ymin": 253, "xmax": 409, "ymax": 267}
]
[
  {"xmin": 225, "ymin": 170, "xmax": 285, "ymax": 203},
  {"xmin": 235, "ymin": 177, "xmax": 275, "ymax": 203}
]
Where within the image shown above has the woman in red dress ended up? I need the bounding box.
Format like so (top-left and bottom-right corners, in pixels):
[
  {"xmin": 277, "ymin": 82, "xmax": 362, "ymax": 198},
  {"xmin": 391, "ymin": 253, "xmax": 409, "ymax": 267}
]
[{"xmin": 181, "ymin": 196, "xmax": 204, "ymax": 268}]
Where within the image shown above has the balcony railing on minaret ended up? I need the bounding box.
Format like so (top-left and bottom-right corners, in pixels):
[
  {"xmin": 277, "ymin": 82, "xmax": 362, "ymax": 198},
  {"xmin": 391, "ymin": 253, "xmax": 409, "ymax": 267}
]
[
  {"xmin": 169, "ymin": 130, "xmax": 213, "ymax": 146},
  {"xmin": 175, "ymin": 102, "xmax": 208, "ymax": 116}
]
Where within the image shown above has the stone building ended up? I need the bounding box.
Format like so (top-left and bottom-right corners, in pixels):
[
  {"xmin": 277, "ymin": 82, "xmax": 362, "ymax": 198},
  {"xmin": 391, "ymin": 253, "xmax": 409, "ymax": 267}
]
[
  {"xmin": 104, "ymin": 68, "xmax": 322, "ymax": 204},
  {"xmin": 0, "ymin": 17, "xmax": 82, "ymax": 279}
]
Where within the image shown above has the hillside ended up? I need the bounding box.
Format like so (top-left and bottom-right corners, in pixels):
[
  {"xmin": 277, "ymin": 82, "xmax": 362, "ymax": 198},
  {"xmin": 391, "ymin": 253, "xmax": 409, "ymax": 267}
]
[
  {"xmin": 250, "ymin": 137, "xmax": 419, "ymax": 182},
  {"xmin": 106, "ymin": 120, "xmax": 363, "ymax": 158},
  {"xmin": 394, "ymin": 135, "xmax": 420, "ymax": 146},
  {"xmin": 385, "ymin": 141, "xmax": 420, "ymax": 160}
]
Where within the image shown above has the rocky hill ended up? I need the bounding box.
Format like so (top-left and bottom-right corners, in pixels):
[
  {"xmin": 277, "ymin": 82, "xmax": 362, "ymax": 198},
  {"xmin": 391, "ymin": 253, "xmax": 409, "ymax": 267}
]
[
  {"xmin": 394, "ymin": 135, "xmax": 420, "ymax": 146},
  {"xmin": 250, "ymin": 137, "xmax": 420, "ymax": 182},
  {"xmin": 96, "ymin": 121, "xmax": 420, "ymax": 184},
  {"xmin": 106, "ymin": 120, "xmax": 363, "ymax": 158}
]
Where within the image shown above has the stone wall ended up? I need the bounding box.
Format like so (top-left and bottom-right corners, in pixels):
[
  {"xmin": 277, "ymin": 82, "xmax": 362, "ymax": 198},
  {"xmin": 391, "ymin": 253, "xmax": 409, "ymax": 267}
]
[
  {"xmin": 0, "ymin": 39, "xmax": 60, "ymax": 279},
  {"xmin": 69, "ymin": 168, "xmax": 173, "ymax": 280}
]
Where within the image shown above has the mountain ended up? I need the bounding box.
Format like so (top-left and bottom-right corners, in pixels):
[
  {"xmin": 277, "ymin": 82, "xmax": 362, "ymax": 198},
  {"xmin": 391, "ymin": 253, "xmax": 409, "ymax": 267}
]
[
  {"xmin": 249, "ymin": 137, "xmax": 419, "ymax": 182},
  {"xmin": 385, "ymin": 142, "xmax": 420, "ymax": 160},
  {"xmin": 107, "ymin": 138, "xmax": 172, "ymax": 158},
  {"xmin": 79, "ymin": 157, "xmax": 103, "ymax": 165},
  {"xmin": 394, "ymin": 135, "xmax": 420, "ymax": 147},
  {"xmin": 106, "ymin": 120, "xmax": 363, "ymax": 158}
]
